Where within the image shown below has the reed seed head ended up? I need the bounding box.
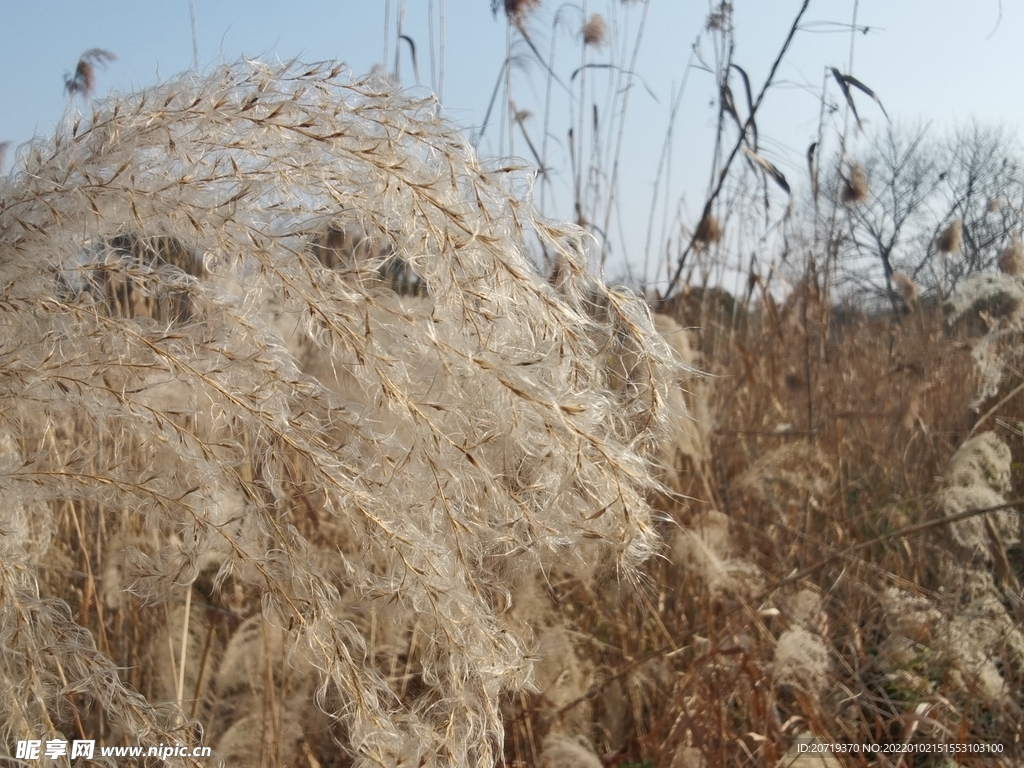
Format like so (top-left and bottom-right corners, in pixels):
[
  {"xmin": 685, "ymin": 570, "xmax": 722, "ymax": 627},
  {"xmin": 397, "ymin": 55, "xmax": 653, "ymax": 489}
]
[
  {"xmin": 582, "ymin": 14, "xmax": 609, "ymax": 46},
  {"xmin": 891, "ymin": 271, "xmax": 919, "ymax": 304},
  {"xmin": 501, "ymin": 0, "xmax": 541, "ymax": 23},
  {"xmin": 841, "ymin": 163, "xmax": 868, "ymax": 205},
  {"xmin": 997, "ymin": 236, "xmax": 1024, "ymax": 276},
  {"xmin": 693, "ymin": 213, "xmax": 722, "ymax": 248},
  {"xmin": 936, "ymin": 218, "xmax": 963, "ymax": 254},
  {"xmin": 64, "ymin": 48, "xmax": 116, "ymax": 98},
  {"xmin": 706, "ymin": 2, "xmax": 733, "ymax": 30}
]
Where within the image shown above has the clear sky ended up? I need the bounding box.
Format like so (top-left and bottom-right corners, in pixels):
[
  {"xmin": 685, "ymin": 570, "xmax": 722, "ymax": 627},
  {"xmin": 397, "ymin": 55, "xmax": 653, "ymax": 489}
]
[{"xmin": 1, "ymin": 0, "xmax": 1019, "ymax": 288}]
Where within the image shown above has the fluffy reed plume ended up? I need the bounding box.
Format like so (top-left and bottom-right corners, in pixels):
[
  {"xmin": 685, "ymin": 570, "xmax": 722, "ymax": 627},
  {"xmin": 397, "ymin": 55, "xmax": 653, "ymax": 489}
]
[
  {"xmin": 706, "ymin": 2, "xmax": 732, "ymax": 30},
  {"xmin": 945, "ymin": 273, "xmax": 1024, "ymax": 329},
  {"xmin": 64, "ymin": 48, "xmax": 116, "ymax": 98},
  {"xmin": 693, "ymin": 213, "xmax": 722, "ymax": 248},
  {"xmin": 733, "ymin": 441, "xmax": 834, "ymax": 505},
  {"xmin": 0, "ymin": 60, "xmax": 681, "ymax": 766},
  {"xmin": 891, "ymin": 270, "xmax": 918, "ymax": 305},
  {"xmin": 671, "ymin": 510, "xmax": 762, "ymax": 597},
  {"xmin": 582, "ymin": 14, "xmax": 609, "ymax": 46},
  {"xmin": 930, "ymin": 433, "xmax": 1024, "ymax": 706},
  {"xmin": 998, "ymin": 236, "xmax": 1024, "ymax": 276},
  {"xmin": 539, "ymin": 734, "xmax": 603, "ymax": 768},
  {"xmin": 841, "ymin": 162, "xmax": 868, "ymax": 204},
  {"xmin": 507, "ymin": 575, "xmax": 598, "ymax": 748},
  {"xmin": 773, "ymin": 627, "xmax": 831, "ymax": 697},
  {"xmin": 938, "ymin": 432, "xmax": 1018, "ymax": 559},
  {"xmin": 944, "ymin": 272, "xmax": 1024, "ymax": 405},
  {"xmin": 936, "ymin": 217, "xmax": 963, "ymax": 254},
  {"xmin": 497, "ymin": 0, "xmax": 541, "ymax": 23}
]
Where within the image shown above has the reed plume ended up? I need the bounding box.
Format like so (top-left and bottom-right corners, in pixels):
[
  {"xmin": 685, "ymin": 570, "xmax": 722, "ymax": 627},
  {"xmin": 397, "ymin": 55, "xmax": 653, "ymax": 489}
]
[
  {"xmin": 64, "ymin": 48, "xmax": 116, "ymax": 98},
  {"xmin": 0, "ymin": 59, "xmax": 681, "ymax": 767}
]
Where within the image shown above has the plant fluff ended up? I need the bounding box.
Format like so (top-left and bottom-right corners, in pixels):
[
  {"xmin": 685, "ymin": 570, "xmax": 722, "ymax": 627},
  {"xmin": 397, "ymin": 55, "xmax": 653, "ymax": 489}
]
[{"xmin": 0, "ymin": 61, "xmax": 681, "ymax": 766}]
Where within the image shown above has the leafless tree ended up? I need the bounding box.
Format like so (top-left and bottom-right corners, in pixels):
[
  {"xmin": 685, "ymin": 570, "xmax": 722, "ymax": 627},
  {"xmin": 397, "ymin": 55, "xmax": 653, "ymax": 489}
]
[
  {"xmin": 827, "ymin": 121, "xmax": 1024, "ymax": 308},
  {"xmin": 835, "ymin": 122, "xmax": 941, "ymax": 310},
  {"xmin": 919, "ymin": 122, "xmax": 1024, "ymax": 293}
]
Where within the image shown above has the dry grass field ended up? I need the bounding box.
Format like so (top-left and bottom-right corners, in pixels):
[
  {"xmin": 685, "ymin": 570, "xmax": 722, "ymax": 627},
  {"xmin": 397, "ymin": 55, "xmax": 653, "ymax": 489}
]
[{"xmin": 516, "ymin": 289, "xmax": 1024, "ymax": 766}]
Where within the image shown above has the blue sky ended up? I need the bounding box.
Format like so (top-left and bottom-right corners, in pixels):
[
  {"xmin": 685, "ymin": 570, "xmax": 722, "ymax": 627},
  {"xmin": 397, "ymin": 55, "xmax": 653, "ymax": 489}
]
[{"xmin": 1, "ymin": 0, "xmax": 1020, "ymax": 287}]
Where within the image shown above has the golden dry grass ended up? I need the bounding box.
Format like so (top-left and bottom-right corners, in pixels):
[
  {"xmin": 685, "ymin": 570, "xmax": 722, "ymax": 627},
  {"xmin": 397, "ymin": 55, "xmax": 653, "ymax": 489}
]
[{"xmin": 502, "ymin": 284, "xmax": 1024, "ymax": 766}]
